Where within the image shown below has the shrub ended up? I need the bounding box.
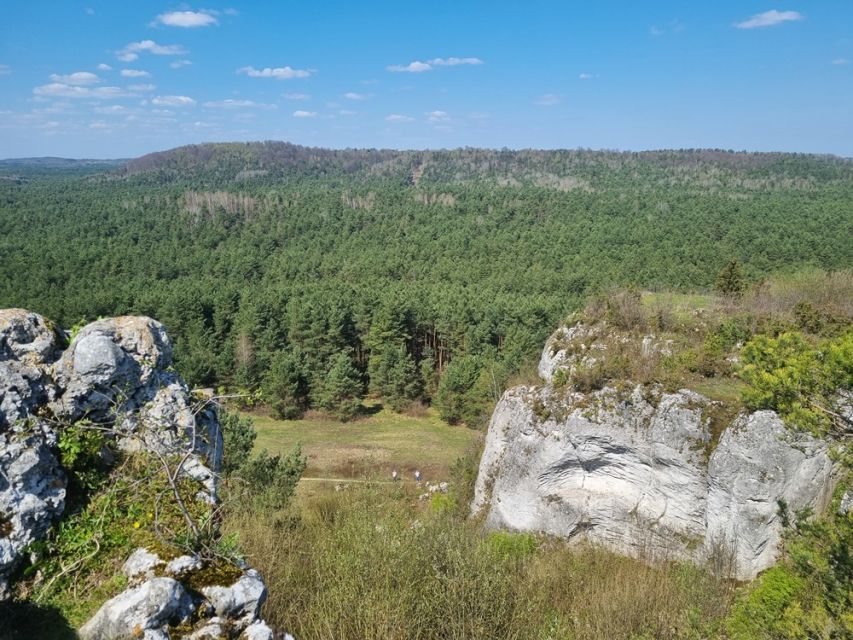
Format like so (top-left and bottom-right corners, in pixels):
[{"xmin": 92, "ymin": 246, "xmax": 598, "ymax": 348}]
[
  {"xmin": 740, "ymin": 330, "xmax": 853, "ymax": 438},
  {"xmin": 219, "ymin": 410, "xmax": 256, "ymax": 476}
]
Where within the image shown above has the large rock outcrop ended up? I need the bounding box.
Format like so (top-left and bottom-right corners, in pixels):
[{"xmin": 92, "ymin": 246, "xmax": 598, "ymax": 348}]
[
  {"xmin": 472, "ymin": 325, "xmax": 839, "ymax": 580},
  {"xmin": 0, "ymin": 309, "xmax": 223, "ymax": 599}
]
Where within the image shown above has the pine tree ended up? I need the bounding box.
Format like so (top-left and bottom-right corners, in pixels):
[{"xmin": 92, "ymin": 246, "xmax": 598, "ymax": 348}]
[
  {"xmin": 316, "ymin": 351, "xmax": 363, "ymax": 421},
  {"xmin": 715, "ymin": 259, "xmax": 746, "ymax": 298}
]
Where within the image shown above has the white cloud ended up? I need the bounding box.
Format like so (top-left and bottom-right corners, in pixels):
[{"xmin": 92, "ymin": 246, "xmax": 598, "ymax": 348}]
[
  {"xmin": 127, "ymin": 83, "xmax": 155, "ymax": 92},
  {"xmin": 343, "ymin": 92, "xmax": 369, "ymax": 100},
  {"xmin": 121, "ymin": 69, "xmax": 150, "ymax": 78},
  {"xmin": 238, "ymin": 65, "xmax": 312, "ymax": 79},
  {"xmin": 339, "ymin": 109, "xmax": 357, "ymax": 116},
  {"xmin": 534, "ymin": 94, "xmax": 561, "ymax": 106},
  {"xmin": 170, "ymin": 60, "xmax": 192, "ymax": 69},
  {"xmin": 293, "ymin": 110, "xmax": 316, "ymax": 118},
  {"xmin": 85, "ymin": 7, "xmax": 95, "ymax": 15},
  {"xmin": 89, "ymin": 121, "xmax": 111, "ymax": 130},
  {"xmin": 0, "ymin": 64, "xmax": 10, "ymax": 76},
  {"xmin": 428, "ymin": 57, "xmax": 483, "ymax": 66},
  {"xmin": 535, "ymin": 94, "xmax": 561, "ymax": 106},
  {"xmin": 94, "ymin": 105, "xmax": 127, "ymax": 114},
  {"xmin": 385, "ymin": 114, "xmax": 414, "ymax": 122},
  {"xmin": 117, "ymin": 40, "xmax": 187, "ymax": 62},
  {"xmin": 154, "ymin": 10, "xmax": 218, "ymax": 28},
  {"xmin": 204, "ymin": 99, "xmax": 274, "ymax": 109},
  {"xmin": 734, "ymin": 10, "xmax": 804, "ymax": 29},
  {"xmin": 97, "ymin": 63, "xmax": 113, "ymax": 71},
  {"xmin": 49, "ymin": 71, "xmax": 100, "ymax": 85},
  {"xmin": 151, "ymin": 95, "xmax": 196, "ymax": 106},
  {"xmin": 579, "ymin": 72, "xmax": 596, "ymax": 80},
  {"xmin": 33, "ymin": 83, "xmax": 133, "ymax": 98},
  {"xmin": 283, "ymin": 92, "xmax": 310, "ymax": 100},
  {"xmin": 387, "ymin": 61, "xmax": 433, "ymax": 73},
  {"xmin": 426, "ymin": 110, "xmax": 449, "ymax": 122},
  {"xmin": 831, "ymin": 58, "xmax": 849, "ymax": 65},
  {"xmin": 387, "ymin": 57, "xmax": 483, "ymax": 72}
]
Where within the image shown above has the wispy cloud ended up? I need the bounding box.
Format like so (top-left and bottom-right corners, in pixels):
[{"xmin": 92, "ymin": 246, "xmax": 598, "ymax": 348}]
[
  {"xmin": 33, "ymin": 83, "xmax": 133, "ymax": 99},
  {"xmin": 170, "ymin": 60, "xmax": 192, "ymax": 69},
  {"xmin": 426, "ymin": 110, "xmax": 449, "ymax": 122},
  {"xmin": 97, "ymin": 63, "xmax": 112, "ymax": 71},
  {"xmin": 385, "ymin": 114, "xmax": 414, "ymax": 122},
  {"xmin": 238, "ymin": 65, "xmax": 312, "ymax": 79},
  {"xmin": 127, "ymin": 83, "xmax": 155, "ymax": 92},
  {"xmin": 387, "ymin": 57, "xmax": 483, "ymax": 72},
  {"xmin": 579, "ymin": 73, "xmax": 596, "ymax": 80},
  {"xmin": 117, "ymin": 40, "xmax": 187, "ymax": 62},
  {"xmin": 831, "ymin": 58, "xmax": 849, "ymax": 65},
  {"xmin": 734, "ymin": 10, "xmax": 804, "ymax": 29},
  {"xmin": 204, "ymin": 99, "xmax": 275, "ymax": 109},
  {"xmin": 94, "ymin": 105, "xmax": 127, "ymax": 114},
  {"xmin": 151, "ymin": 95, "xmax": 196, "ymax": 106},
  {"xmin": 49, "ymin": 71, "xmax": 100, "ymax": 85},
  {"xmin": 154, "ymin": 10, "xmax": 218, "ymax": 28},
  {"xmin": 283, "ymin": 92, "xmax": 310, "ymax": 100},
  {"xmin": 293, "ymin": 110, "xmax": 316, "ymax": 118},
  {"xmin": 534, "ymin": 94, "xmax": 561, "ymax": 106},
  {"xmin": 0, "ymin": 64, "xmax": 9, "ymax": 76},
  {"xmin": 650, "ymin": 19, "xmax": 685, "ymax": 36},
  {"xmin": 343, "ymin": 92, "xmax": 369, "ymax": 100},
  {"xmin": 121, "ymin": 69, "xmax": 150, "ymax": 78}
]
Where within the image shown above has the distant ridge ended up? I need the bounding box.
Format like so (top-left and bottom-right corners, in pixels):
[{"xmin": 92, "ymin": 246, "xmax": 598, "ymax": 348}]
[
  {"xmin": 0, "ymin": 157, "xmax": 128, "ymax": 167},
  {"xmin": 118, "ymin": 141, "xmax": 853, "ymax": 188}
]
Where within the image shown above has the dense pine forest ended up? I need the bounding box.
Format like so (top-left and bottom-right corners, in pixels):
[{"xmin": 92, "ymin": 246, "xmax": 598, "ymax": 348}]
[{"xmin": 1, "ymin": 143, "xmax": 851, "ymax": 421}]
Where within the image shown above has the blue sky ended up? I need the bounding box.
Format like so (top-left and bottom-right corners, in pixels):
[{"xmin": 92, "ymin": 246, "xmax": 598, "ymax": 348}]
[{"xmin": 1, "ymin": 2, "xmax": 851, "ymax": 158}]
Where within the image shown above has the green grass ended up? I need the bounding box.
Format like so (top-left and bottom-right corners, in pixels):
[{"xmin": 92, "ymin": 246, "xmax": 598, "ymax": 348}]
[{"xmin": 244, "ymin": 401, "xmax": 479, "ymax": 482}]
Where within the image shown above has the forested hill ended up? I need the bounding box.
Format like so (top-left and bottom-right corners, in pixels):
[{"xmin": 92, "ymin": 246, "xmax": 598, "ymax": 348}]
[
  {"xmin": 120, "ymin": 142, "xmax": 853, "ymax": 189},
  {"xmin": 1, "ymin": 143, "xmax": 851, "ymax": 421}
]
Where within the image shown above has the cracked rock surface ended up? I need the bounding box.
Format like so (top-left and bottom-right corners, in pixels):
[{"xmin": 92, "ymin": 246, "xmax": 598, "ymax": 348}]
[{"xmin": 473, "ymin": 326, "xmax": 839, "ymax": 580}]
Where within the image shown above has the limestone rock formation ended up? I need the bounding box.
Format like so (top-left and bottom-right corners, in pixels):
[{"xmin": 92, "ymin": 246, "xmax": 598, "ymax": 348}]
[
  {"xmin": 80, "ymin": 548, "xmax": 273, "ymax": 640},
  {"xmin": 473, "ymin": 324, "xmax": 839, "ymax": 580},
  {"xmin": 78, "ymin": 576, "xmax": 194, "ymax": 640},
  {"xmin": 0, "ymin": 310, "xmax": 66, "ymax": 599},
  {"xmin": 0, "ymin": 309, "xmax": 223, "ymax": 599}
]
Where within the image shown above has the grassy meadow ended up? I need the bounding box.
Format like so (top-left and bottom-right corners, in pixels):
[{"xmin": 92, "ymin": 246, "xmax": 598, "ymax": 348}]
[{"xmin": 244, "ymin": 402, "xmax": 480, "ymax": 482}]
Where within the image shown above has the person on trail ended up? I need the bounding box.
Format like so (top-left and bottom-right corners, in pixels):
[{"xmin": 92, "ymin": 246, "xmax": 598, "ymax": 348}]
[
  {"xmin": 414, "ymin": 470, "xmax": 422, "ymax": 483},
  {"xmin": 391, "ymin": 469, "xmax": 398, "ymax": 482}
]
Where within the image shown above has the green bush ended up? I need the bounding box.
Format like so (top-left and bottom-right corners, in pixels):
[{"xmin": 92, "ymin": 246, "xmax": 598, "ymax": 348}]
[
  {"xmin": 219, "ymin": 410, "xmax": 256, "ymax": 476},
  {"xmin": 740, "ymin": 330, "xmax": 853, "ymax": 438}
]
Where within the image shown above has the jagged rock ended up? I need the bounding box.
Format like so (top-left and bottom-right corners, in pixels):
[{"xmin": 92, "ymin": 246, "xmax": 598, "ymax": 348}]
[
  {"xmin": 0, "ymin": 309, "xmax": 61, "ymax": 430},
  {"xmin": 0, "ymin": 432, "xmax": 66, "ymax": 598},
  {"xmin": 123, "ymin": 548, "xmax": 165, "ymax": 583},
  {"xmin": 0, "ymin": 309, "xmax": 226, "ymax": 601},
  {"xmin": 474, "ymin": 330, "xmax": 839, "ymax": 580},
  {"xmin": 201, "ymin": 569, "xmax": 268, "ymax": 631},
  {"xmin": 706, "ymin": 411, "xmax": 836, "ymax": 576},
  {"xmin": 50, "ymin": 316, "xmax": 222, "ymax": 498},
  {"xmin": 166, "ymin": 554, "xmax": 203, "ymax": 577},
  {"xmin": 82, "ymin": 548, "xmax": 274, "ymax": 639},
  {"xmin": 241, "ymin": 621, "xmax": 275, "ymax": 640},
  {"xmin": 50, "ymin": 316, "xmax": 172, "ymax": 423},
  {"xmin": 78, "ymin": 576, "xmax": 193, "ymax": 640}
]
